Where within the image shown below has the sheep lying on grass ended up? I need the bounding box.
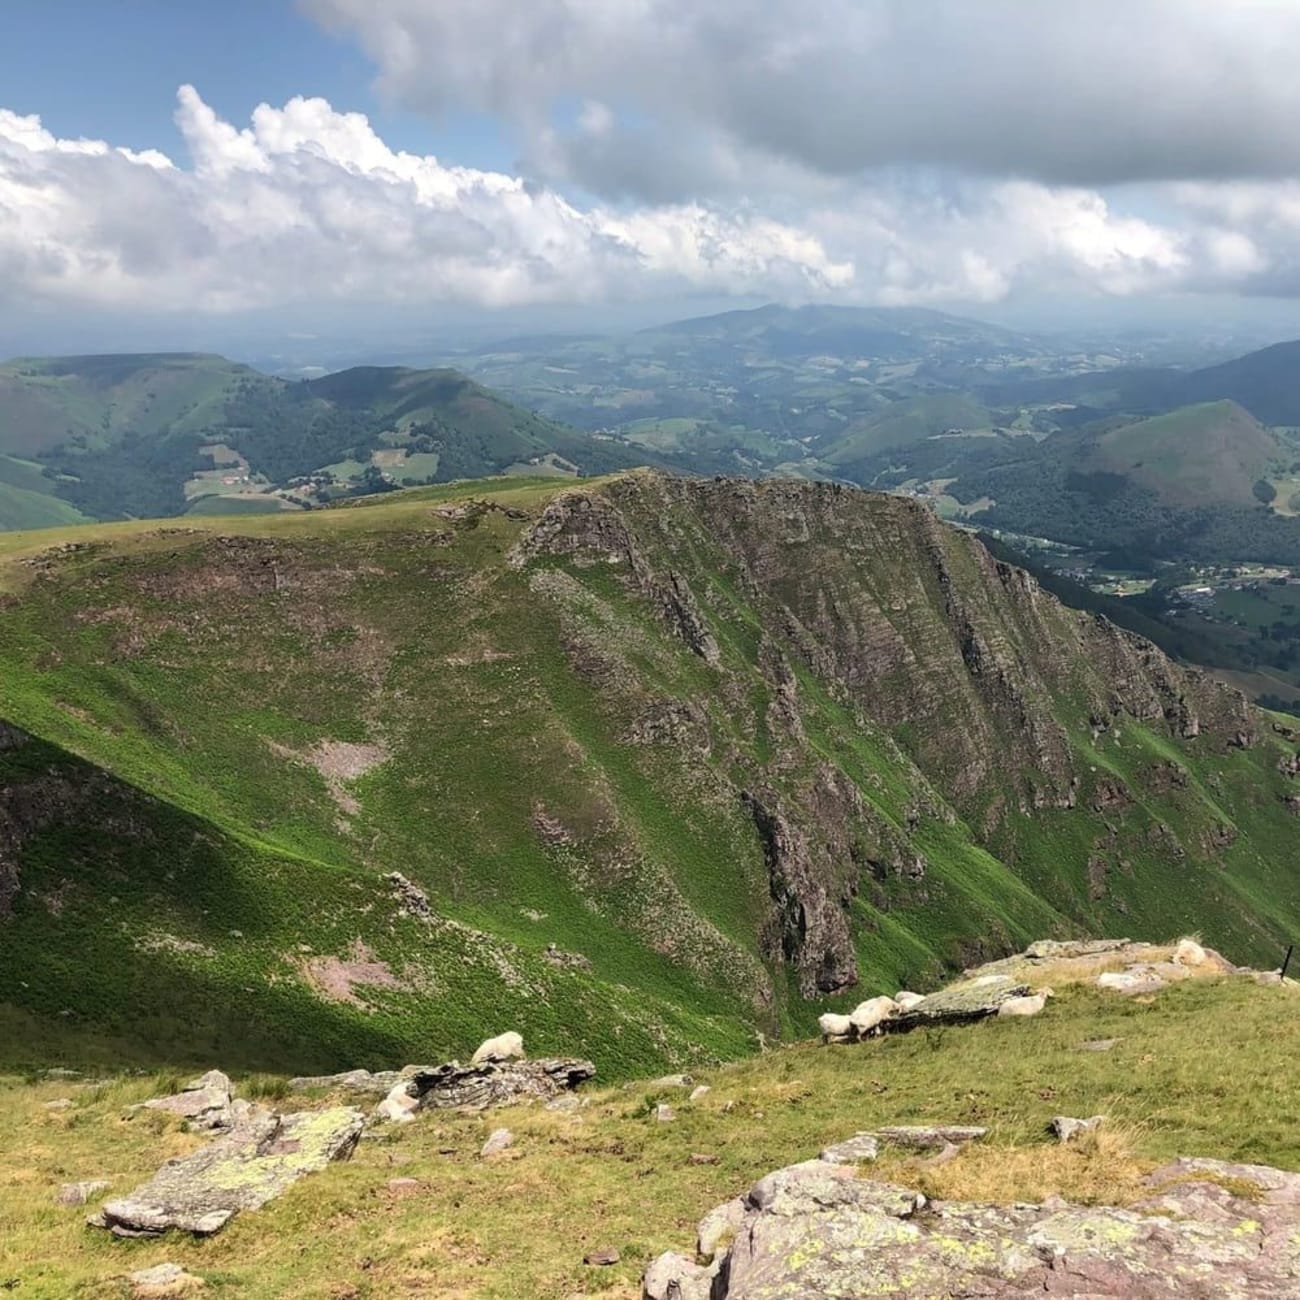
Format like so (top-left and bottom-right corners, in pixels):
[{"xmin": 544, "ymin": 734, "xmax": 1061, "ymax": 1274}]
[{"xmin": 996, "ymin": 989, "xmax": 1054, "ymax": 1018}]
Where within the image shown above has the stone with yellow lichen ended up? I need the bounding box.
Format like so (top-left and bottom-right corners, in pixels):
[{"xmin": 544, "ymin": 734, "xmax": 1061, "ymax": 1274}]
[
  {"xmin": 645, "ymin": 1152, "xmax": 1300, "ymax": 1297},
  {"xmin": 89, "ymin": 1105, "xmax": 364, "ymax": 1238}
]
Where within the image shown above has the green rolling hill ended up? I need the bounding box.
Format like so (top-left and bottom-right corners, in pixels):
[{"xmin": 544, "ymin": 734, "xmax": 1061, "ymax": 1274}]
[
  {"xmin": 1078, "ymin": 399, "xmax": 1288, "ymax": 508},
  {"xmin": 0, "ymin": 354, "xmax": 643, "ymax": 530},
  {"xmin": 1176, "ymin": 340, "xmax": 1300, "ymax": 428},
  {"xmin": 821, "ymin": 393, "xmax": 996, "ymax": 466},
  {"xmin": 3, "ymin": 473, "xmax": 1300, "ymax": 1079}
]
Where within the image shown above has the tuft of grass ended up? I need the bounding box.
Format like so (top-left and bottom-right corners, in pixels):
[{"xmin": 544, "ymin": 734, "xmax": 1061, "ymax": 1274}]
[{"xmin": 886, "ymin": 1119, "xmax": 1154, "ymax": 1207}]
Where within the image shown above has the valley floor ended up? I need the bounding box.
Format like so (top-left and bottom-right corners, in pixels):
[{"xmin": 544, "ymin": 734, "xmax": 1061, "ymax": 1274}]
[{"xmin": 6, "ymin": 973, "xmax": 1300, "ymax": 1298}]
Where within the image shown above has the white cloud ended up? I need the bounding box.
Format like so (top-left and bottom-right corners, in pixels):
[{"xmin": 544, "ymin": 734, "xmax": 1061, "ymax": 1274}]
[
  {"xmin": 0, "ymin": 88, "xmax": 853, "ymax": 315},
  {"xmin": 2, "ymin": 86, "xmax": 1300, "ymax": 322}
]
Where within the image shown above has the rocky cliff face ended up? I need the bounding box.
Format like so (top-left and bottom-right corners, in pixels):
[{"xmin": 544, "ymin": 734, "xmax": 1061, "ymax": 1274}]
[
  {"xmin": 1, "ymin": 473, "xmax": 1297, "ymax": 1073},
  {"xmin": 524, "ymin": 475, "xmax": 1253, "ymax": 811},
  {"xmin": 515, "ymin": 474, "xmax": 1276, "ymax": 994}
]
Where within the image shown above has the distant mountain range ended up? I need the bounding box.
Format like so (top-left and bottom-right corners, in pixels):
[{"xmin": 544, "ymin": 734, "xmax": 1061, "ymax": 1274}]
[
  {"xmin": 0, "ymin": 354, "xmax": 645, "ymax": 530},
  {"xmin": 7, "ymin": 305, "xmax": 1300, "ymax": 569}
]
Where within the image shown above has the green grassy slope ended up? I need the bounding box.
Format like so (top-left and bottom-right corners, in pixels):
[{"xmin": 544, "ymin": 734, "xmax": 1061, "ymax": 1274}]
[
  {"xmin": 1178, "ymin": 339, "xmax": 1300, "ymax": 426},
  {"xmin": 0, "ymin": 480, "xmax": 89, "ymax": 530},
  {"xmin": 0, "ymin": 353, "xmax": 252, "ymax": 455},
  {"xmin": 302, "ymin": 366, "xmax": 646, "ymax": 481},
  {"xmin": 1081, "ymin": 399, "xmax": 1286, "ymax": 508},
  {"xmin": 5, "ymin": 969, "xmax": 1300, "ymax": 1297},
  {"xmin": 2, "ymin": 474, "xmax": 1299, "ymax": 1080},
  {"xmin": 822, "ymin": 393, "xmax": 993, "ymax": 464}
]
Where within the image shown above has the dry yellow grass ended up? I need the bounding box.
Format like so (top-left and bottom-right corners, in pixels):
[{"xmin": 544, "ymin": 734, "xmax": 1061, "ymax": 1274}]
[{"xmin": 4, "ymin": 976, "xmax": 1300, "ymax": 1298}]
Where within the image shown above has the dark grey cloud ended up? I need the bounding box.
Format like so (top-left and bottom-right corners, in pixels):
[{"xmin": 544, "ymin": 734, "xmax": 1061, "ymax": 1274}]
[{"xmin": 305, "ymin": 0, "xmax": 1300, "ymax": 201}]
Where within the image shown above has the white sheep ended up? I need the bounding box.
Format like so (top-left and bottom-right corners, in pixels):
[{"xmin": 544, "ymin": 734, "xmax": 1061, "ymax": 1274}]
[
  {"xmin": 471, "ymin": 1031, "xmax": 525, "ymax": 1064},
  {"xmin": 996, "ymin": 989, "xmax": 1054, "ymax": 1018},
  {"xmin": 1174, "ymin": 938, "xmax": 1207, "ymax": 968},
  {"xmin": 849, "ymin": 995, "xmax": 901, "ymax": 1037},
  {"xmin": 894, "ymin": 991, "xmax": 925, "ymax": 1011},
  {"xmin": 818, "ymin": 1012, "xmax": 854, "ymax": 1044}
]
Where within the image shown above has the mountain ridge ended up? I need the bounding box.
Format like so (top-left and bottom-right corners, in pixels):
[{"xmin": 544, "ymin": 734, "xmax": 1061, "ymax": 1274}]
[{"xmin": 3, "ymin": 472, "xmax": 1298, "ymax": 1077}]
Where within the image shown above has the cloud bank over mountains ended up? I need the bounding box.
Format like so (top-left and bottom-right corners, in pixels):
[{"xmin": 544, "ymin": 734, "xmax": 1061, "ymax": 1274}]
[
  {"xmin": 306, "ymin": 0, "xmax": 1300, "ymax": 193},
  {"xmin": 3, "ymin": 1, "xmax": 1300, "ymax": 321}
]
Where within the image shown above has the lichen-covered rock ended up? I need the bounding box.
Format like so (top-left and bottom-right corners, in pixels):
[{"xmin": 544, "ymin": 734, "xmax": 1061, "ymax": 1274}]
[
  {"xmin": 874, "ymin": 1124, "xmax": 987, "ymax": 1150},
  {"xmin": 128, "ymin": 1261, "xmax": 205, "ymax": 1295},
  {"xmin": 650, "ymin": 1150, "xmax": 1300, "ymax": 1297},
  {"xmin": 819, "ymin": 1133, "xmax": 880, "ymax": 1164},
  {"xmin": 1051, "ymin": 1114, "xmax": 1105, "ymax": 1143},
  {"xmin": 1098, "ymin": 969, "xmax": 1167, "ymax": 995},
  {"xmin": 642, "ymin": 1250, "xmax": 718, "ymax": 1300},
  {"xmin": 697, "ymin": 1195, "xmax": 746, "ymax": 1261},
  {"xmin": 56, "ymin": 1178, "xmax": 111, "ymax": 1206},
  {"xmin": 91, "ymin": 1106, "xmax": 364, "ymax": 1237},
  {"xmin": 1148, "ymin": 1156, "xmax": 1300, "ymax": 1205},
  {"xmin": 128, "ymin": 1262, "xmax": 204, "ymax": 1295},
  {"xmin": 480, "ymin": 1127, "xmax": 513, "ymax": 1158}
]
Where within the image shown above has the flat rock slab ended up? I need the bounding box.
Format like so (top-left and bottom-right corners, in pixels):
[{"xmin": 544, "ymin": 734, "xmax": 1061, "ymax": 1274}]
[
  {"xmin": 1098, "ymin": 969, "xmax": 1168, "ymax": 996},
  {"xmin": 91, "ymin": 1106, "xmax": 364, "ymax": 1237},
  {"xmin": 397, "ymin": 1057, "xmax": 596, "ymax": 1112},
  {"xmin": 888, "ymin": 976, "xmax": 1031, "ymax": 1029},
  {"xmin": 875, "ymin": 1124, "xmax": 987, "ymax": 1150},
  {"xmin": 1024, "ymin": 937, "xmax": 1134, "ymax": 960},
  {"xmin": 819, "ymin": 1133, "xmax": 881, "ymax": 1164},
  {"xmin": 128, "ymin": 1262, "xmax": 205, "ymax": 1295},
  {"xmin": 286, "ymin": 1067, "xmax": 417, "ymax": 1096},
  {"xmin": 647, "ymin": 1153, "xmax": 1300, "ymax": 1298}
]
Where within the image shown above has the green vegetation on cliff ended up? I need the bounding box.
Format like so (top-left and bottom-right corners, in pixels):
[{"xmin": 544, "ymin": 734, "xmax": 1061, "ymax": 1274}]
[{"xmin": 2, "ymin": 473, "xmax": 1300, "ymax": 1079}]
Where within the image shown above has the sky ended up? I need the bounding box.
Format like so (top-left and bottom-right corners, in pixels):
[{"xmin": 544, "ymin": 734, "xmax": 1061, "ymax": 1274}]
[{"xmin": 6, "ymin": 0, "xmax": 1300, "ymax": 357}]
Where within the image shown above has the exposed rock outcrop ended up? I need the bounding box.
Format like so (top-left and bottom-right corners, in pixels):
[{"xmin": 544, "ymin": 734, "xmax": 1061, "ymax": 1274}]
[
  {"xmin": 744, "ymin": 788, "xmax": 858, "ymax": 996},
  {"xmin": 645, "ymin": 1148, "xmax": 1300, "ymax": 1298},
  {"xmin": 139, "ymin": 1070, "xmax": 238, "ymax": 1133},
  {"xmin": 286, "ymin": 1067, "xmax": 415, "ymax": 1096},
  {"xmin": 376, "ymin": 1057, "xmax": 595, "ymax": 1118},
  {"xmin": 91, "ymin": 1106, "xmax": 364, "ymax": 1237}
]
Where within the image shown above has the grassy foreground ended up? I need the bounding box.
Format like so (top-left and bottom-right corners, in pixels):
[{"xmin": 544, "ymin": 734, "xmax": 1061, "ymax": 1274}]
[{"xmin": 5, "ymin": 974, "xmax": 1299, "ymax": 1299}]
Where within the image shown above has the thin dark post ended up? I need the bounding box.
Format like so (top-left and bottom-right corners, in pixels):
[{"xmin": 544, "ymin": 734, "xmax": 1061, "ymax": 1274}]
[{"xmin": 1282, "ymin": 944, "xmax": 1294, "ymax": 981}]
